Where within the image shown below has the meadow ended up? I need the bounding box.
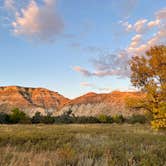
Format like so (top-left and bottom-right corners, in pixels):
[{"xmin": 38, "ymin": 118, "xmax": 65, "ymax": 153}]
[{"xmin": 0, "ymin": 124, "xmax": 165, "ymax": 166}]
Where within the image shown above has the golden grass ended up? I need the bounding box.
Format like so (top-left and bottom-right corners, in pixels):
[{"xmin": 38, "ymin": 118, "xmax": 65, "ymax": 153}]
[{"xmin": 0, "ymin": 124, "xmax": 165, "ymax": 166}]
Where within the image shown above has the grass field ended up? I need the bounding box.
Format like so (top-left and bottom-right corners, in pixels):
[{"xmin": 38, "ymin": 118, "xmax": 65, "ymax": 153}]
[{"xmin": 0, "ymin": 124, "xmax": 165, "ymax": 166}]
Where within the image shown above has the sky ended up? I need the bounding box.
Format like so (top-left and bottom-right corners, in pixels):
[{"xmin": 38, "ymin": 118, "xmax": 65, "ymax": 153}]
[{"xmin": 0, "ymin": 0, "xmax": 166, "ymax": 98}]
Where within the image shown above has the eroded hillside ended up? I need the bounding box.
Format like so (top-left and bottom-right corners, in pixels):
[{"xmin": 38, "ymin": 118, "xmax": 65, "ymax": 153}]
[
  {"xmin": 55, "ymin": 91, "xmax": 145, "ymax": 117},
  {"xmin": 0, "ymin": 86, "xmax": 145, "ymax": 117},
  {"xmin": 0, "ymin": 86, "xmax": 69, "ymax": 116}
]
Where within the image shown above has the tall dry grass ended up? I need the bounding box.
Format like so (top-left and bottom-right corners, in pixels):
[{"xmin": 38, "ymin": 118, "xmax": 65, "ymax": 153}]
[{"xmin": 0, "ymin": 124, "xmax": 165, "ymax": 166}]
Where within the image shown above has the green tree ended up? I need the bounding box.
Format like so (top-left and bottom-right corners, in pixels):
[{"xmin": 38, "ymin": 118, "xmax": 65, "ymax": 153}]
[
  {"xmin": 9, "ymin": 108, "xmax": 30, "ymax": 124},
  {"xmin": 129, "ymin": 45, "xmax": 166, "ymax": 129},
  {"xmin": 0, "ymin": 112, "xmax": 10, "ymax": 124},
  {"xmin": 31, "ymin": 112, "xmax": 42, "ymax": 124}
]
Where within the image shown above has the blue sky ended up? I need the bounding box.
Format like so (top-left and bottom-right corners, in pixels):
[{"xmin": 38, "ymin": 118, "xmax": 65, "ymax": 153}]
[{"xmin": 0, "ymin": 0, "xmax": 166, "ymax": 98}]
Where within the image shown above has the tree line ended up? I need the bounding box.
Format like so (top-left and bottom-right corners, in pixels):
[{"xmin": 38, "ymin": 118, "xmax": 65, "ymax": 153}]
[{"xmin": 0, "ymin": 108, "xmax": 147, "ymax": 124}]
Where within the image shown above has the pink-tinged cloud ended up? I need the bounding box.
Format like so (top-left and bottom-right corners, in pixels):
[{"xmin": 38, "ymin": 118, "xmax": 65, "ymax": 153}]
[
  {"xmin": 80, "ymin": 82, "xmax": 111, "ymax": 92},
  {"xmin": 121, "ymin": 8, "xmax": 166, "ymax": 34},
  {"xmin": 134, "ymin": 19, "xmax": 147, "ymax": 33},
  {"xmin": 156, "ymin": 7, "xmax": 166, "ymax": 19},
  {"xmin": 12, "ymin": 0, "xmax": 64, "ymax": 41},
  {"xmin": 74, "ymin": 8, "xmax": 166, "ymax": 78},
  {"xmin": 122, "ymin": 21, "xmax": 133, "ymax": 32},
  {"xmin": 80, "ymin": 82, "xmax": 93, "ymax": 87},
  {"xmin": 73, "ymin": 66, "xmax": 94, "ymax": 77},
  {"xmin": 73, "ymin": 57, "xmax": 130, "ymax": 78},
  {"xmin": 147, "ymin": 19, "xmax": 160, "ymax": 28},
  {"xmin": 129, "ymin": 34, "xmax": 142, "ymax": 48}
]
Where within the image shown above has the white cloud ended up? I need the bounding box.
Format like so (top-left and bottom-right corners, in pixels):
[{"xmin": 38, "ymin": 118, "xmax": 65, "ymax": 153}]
[
  {"xmin": 12, "ymin": 0, "xmax": 64, "ymax": 41},
  {"xmin": 156, "ymin": 7, "xmax": 166, "ymax": 20},
  {"xmin": 121, "ymin": 19, "xmax": 153, "ymax": 34},
  {"xmin": 121, "ymin": 19, "xmax": 148, "ymax": 33},
  {"xmin": 129, "ymin": 34, "xmax": 142, "ymax": 48},
  {"xmin": 73, "ymin": 51, "xmax": 130, "ymax": 78},
  {"xmin": 127, "ymin": 8, "xmax": 166, "ymax": 55},
  {"xmin": 121, "ymin": 8, "xmax": 166, "ymax": 33},
  {"xmin": 147, "ymin": 28, "xmax": 166, "ymax": 46},
  {"xmin": 147, "ymin": 19, "xmax": 160, "ymax": 28},
  {"xmin": 121, "ymin": 8, "xmax": 166, "ymax": 54},
  {"xmin": 122, "ymin": 21, "xmax": 133, "ymax": 31},
  {"xmin": 74, "ymin": 8, "xmax": 166, "ymax": 78},
  {"xmin": 134, "ymin": 19, "xmax": 147, "ymax": 33}
]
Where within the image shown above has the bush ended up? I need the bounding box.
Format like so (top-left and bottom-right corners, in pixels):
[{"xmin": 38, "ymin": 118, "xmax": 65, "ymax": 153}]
[
  {"xmin": 54, "ymin": 115, "xmax": 73, "ymax": 124},
  {"xmin": 97, "ymin": 115, "xmax": 113, "ymax": 123},
  {"xmin": 127, "ymin": 115, "xmax": 147, "ymax": 124},
  {"xmin": 19, "ymin": 117, "xmax": 31, "ymax": 124},
  {"xmin": 31, "ymin": 112, "xmax": 43, "ymax": 124},
  {"xmin": 9, "ymin": 108, "xmax": 31, "ymax": 124},
  {"xmin": 113, "ymin": 115, "xmax": 125, "ymax": 123},
  {"xmin": 74, "ymin": 116, "xmax": 100, "ymax": 124},
  {"xmin": 0, "ymin": 112, "xmax": 10, "ymax": 124},
  {"xmin": 42, "ymin": 115, "xmax": 55, "ymax": 124}
]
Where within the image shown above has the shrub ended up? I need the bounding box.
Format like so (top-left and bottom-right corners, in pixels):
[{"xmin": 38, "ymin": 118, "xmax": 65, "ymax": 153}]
[
  {"xmin": 42, "ymin": 115, "xmax": 55, "ymax": 124},
  {"xmin": 113, "ymin": 115, "xmax": 125, "ymax": 123},
  {"xmin": 144, "ymin": 111, "xmax": 153, "ymax": 122},
  {"xmin": 31, "ymin": 112, "xmax": 43, "ymax": 124},
  {"xmin": 74, "ymin": 116, "xmax": 99, "ymax": 124},
  {"xmin": 54, "ymin": 115, "xmax": 73, "ymax": 124},
  {"xmin": 19, "ymin": 116, "xmax": 31, "ymax": 124},
  {"xmin": 97, "ymin": 115, "xmax": 113, "ymax": 123},
  {"xmin": 9, "ymin": 108, "xmax": 31, "ymax": 124},
  {"xmin": 0, "ymin": 112, "xmax": 10, "ymax": 124},
  {"xmin": 127, "ymin": 114, "xmax": 147, "ymax": 124}
]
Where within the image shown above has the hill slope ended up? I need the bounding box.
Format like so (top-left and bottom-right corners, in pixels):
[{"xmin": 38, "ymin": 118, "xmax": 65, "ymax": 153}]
[
  {"xmin": 0, "ymin": 86, "xmax": 69, "ymax": 116},
  {"xmin": 55, "ymin": 91, "xmax": 144, "ymax": 117},
  {"xmin": 0, "ymin": 86, "xmax": 144, "ymax": 117}
]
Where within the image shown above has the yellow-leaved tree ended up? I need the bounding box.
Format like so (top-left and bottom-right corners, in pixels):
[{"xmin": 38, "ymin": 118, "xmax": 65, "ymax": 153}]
[{"xmin": 129, "ymin": 45, "xmax": 166, "ymax": 129}]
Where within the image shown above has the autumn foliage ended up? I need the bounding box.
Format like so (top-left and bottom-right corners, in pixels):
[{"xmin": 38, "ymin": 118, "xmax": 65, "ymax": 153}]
[{"xmin": 129, "ymin": 45, "xmax": 166, "ymax": 129}]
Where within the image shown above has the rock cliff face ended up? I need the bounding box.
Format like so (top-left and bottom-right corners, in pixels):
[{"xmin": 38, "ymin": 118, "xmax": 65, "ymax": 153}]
[
  {"xmin": 0, "ymin": 86, "xmax": 144, "ymax": 117},
  {"xmin": 55, "ymin": 91, "xmax": 144, "ymax": 117},
  {"xmin": 0, "ymin": 86, "xmax": 69, "ymax": 116}
]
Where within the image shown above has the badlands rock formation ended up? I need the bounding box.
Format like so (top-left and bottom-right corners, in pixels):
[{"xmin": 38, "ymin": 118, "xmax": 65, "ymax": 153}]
[
  {"xmin": 55, "ymin": 91, "xmax": 144, "ymax": 117},
  {"xmin": 0, "ymin": 86, "xmax": 144, "ymax": 117},
  {"xmin": 0, "ymin": 86, "xmax": 69, "ymax": 116}
]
